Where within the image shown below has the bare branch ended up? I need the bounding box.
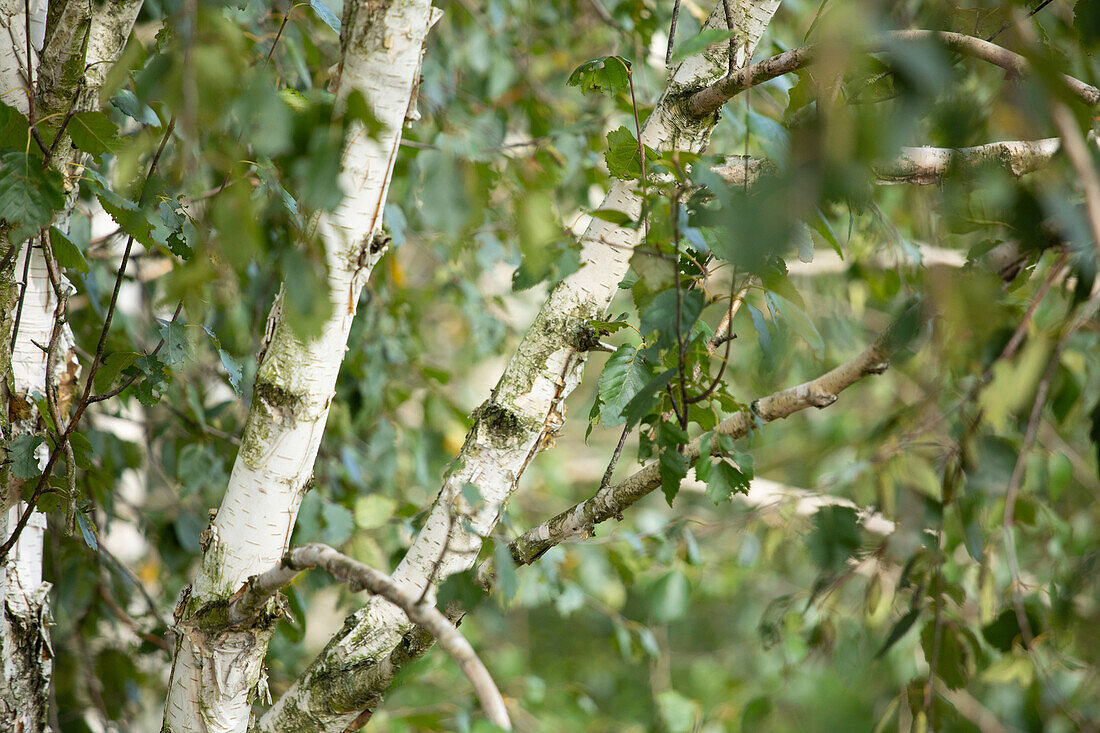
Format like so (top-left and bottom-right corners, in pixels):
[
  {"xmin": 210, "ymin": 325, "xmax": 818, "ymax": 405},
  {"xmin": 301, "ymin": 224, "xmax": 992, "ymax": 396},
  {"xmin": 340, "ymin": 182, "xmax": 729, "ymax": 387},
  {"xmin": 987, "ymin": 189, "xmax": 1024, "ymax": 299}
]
[
  {"xmin": 509, "ymin": 319, "xmax": 902, "ymax": 566},
  {"xmin": 715, "ymin": 137, "xmax": 1070, "ymax": 188},
  {"xmin": 687, "ymin": 30, "xmax": 1100, "ymax": 117},
  {"xmin": 229, "ymin": 543, "xmax": 512, "ymax": 731}
]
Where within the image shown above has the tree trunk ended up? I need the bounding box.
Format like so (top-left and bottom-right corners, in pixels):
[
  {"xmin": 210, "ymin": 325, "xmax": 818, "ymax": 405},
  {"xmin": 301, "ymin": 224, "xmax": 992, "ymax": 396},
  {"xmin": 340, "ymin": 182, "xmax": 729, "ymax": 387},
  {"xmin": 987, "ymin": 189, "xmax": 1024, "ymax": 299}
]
[
  {"xmin": 257, "ymin": 1, "xmax": 782, "ymax": 729},
  {"xmin": 162, "ymin": 0, "xmax": 441, "ymax": 730}
]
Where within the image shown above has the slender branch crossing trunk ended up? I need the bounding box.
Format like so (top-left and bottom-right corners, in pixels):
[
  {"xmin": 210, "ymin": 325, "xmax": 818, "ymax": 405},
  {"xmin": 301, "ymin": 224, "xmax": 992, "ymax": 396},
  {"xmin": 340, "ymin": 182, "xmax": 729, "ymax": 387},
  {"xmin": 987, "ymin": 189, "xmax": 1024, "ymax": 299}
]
[
  {"xmin": 162, "ymin": 0, "xmax": 441, "ymax": 730},
  {"xmin": 257, "ymin": 2, "xmax": 782, "ymax": 729}
]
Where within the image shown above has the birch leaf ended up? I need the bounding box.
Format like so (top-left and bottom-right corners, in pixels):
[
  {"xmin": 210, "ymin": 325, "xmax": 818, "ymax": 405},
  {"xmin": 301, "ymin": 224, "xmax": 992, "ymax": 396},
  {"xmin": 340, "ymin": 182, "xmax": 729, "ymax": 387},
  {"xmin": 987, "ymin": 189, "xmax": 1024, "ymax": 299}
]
[
  {"xmin": 639, "ymin": 288, "xmax": 705, "ymax": 350},
  {"xmin": 0, "ymin": 151, "xmax": 65, "ymax": 229},
  {"xmin": 567, "ymin": 56, "xmax": 630, "ymax": 96},
  {"xmin": 598, "ymin": 345, "xmax": 649, "ymax": 426},
  {"xmin": 309, "ymin": 0, "xmax": 341, "ymax": 33},
  {"xmin": 49, "ymin": 227, "xmax": 88, "ymax": 273},
  {"xmin": 9, "ymin": 434, "xmax": 44, "ymax": 480},
  {"xmin": 604, "ymin": 126, "xmax": 657, "ymax": 180},
  {"xmin": 67, "ymin": 111, "xmax": 120, "ymax": 161}
]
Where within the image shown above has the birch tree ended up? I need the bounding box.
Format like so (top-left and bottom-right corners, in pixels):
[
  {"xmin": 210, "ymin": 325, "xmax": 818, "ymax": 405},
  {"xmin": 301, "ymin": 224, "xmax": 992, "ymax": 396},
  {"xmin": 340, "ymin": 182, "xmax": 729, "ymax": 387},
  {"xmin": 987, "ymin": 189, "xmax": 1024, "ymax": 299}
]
[{"xmin": 2, "ymin": 0, "xmax": 1100, "ymax": 731}]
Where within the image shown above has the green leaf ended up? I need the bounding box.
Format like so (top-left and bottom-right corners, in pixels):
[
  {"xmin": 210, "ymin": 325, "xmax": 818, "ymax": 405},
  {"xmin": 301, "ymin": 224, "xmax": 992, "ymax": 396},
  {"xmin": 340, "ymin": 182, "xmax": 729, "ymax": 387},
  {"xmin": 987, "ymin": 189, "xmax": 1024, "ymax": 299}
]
[
  {"xmin": 876, "ymin": 607, "xmax": 921, "ymax": 658},
  {"xmin": 621, "ymin": 368, "xmax": 676, "ymax": 426},
  {"xmin": 670, "ymin": 29, "xmax": 735, "ymax": 62},
  {"xmin": 696, "ymin": 457, "xmax": 751, "ymax": 504},
  {"xmin": 1075, "ymin": 0, "xmax": 1100, "ymax": 51},
  {"xmin": 353, "ymin": 495, "xmax": 396, "ymax": 530},
  {"xmin": 66, "ymin": 111, "xmax": 120, "ymax": 161},
  {"xmin": 656, "ymin": 689, "xmax": 699, "ymax": 733},
  {"xmin": 437, "ymin": 568, "xmax": 488, "ymax": 611},
  {"xmin": 598, "ymin": 345, "xmax": 650, "ymax": 426},
  {"xmin": 982, "ymin": 607, "xmax": 1042, "ymax": 652},
  {"xmin": 97, "ymin": 190, "xmax": 156, "ymax": 249},
  {"xmin": 219, "ymin": 350, "xmax": 242, "ymax": 395},
  {"xmin": 760, "ymin": 259, "xmax": 805, "ymax": 310},
  {"xmin": 639, "ymin": 287, "xmax": 705, "ymax": 350},
  {"xmin": 158, "ymin": 319, "xmax": 189, "ymax": 368},
  {"xmin": 804, "ymin": 505, "xmax": 861, "ymax": 571},
  {"xmin": 604, "ymin": 126, "xmax": 655, "ymax": 180},
  {"xmin": 75, "ymin": 509, "xmax": 99, "ymax": 551},
  {"xmin": 493, "ymin": 539, "xmax": 519, "ymax": 602},
  {"xmin": 49, "ymin": 227, "xmax": 88, "ymax": 273},
  {"xmin": 320, "ymin": 502, "xmax": 354, "ymax": 546},
  {"xmin": 921, "ymin": 621, "xmax": 970, "ymax": 690},
  {"xmin": 110, "ymin": 90, "xmax": 160, "ymax": 126},
  {"xmin": 746, "ymin": 302, "xmax": 773, "ymax": 357},
  {"xmin": 648, "ymin": 569, "xmax": 689, "ymax": 623},
  {"xmin": 309, "ymin": 0, "xmax": 341, "ymax": 32},
  {"xmin": 589, "ymin": 207, "xmax": 637, "ymax": 227},
  {"xmin": 766, "ymin": 292, "xmax": 824, "ymax": 357},
  {"xmin": 94, "ymin": 352, "xmax": 139, "ymax": 393},
  {"xmin": 566, "ymin": 56, "xmax": 630, "ymax": 97},
  {"xmin": 9, "ymin": 434, "xmax": 44, "ymax": 480},
  {"xmin": 658, "ymin": 421, "xmax": 688, "ymax": 505},
  {"xmin": 0, "ymin": 102, "xmax": 30, "ymax": 148},
  {"xmin": 0, "ymin": 151, "xmax": 65, "ymax": 229}
]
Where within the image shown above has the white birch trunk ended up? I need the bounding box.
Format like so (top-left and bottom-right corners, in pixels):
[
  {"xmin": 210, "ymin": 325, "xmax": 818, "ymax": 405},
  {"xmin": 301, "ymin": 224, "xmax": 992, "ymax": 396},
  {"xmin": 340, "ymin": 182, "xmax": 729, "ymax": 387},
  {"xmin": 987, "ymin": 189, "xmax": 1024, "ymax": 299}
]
[
  {"xmin": 162, "ymin": 1, "xmax": 442, "ymax": 730},
  {"xmin": 0, "ymin": 0, "xmax": 53, "ymax": 725},
  {"xmin": 257, "ymin": 2, "xmax": 782, "ymax": 729},
  {"xmin": 0, "ymin": 0, "xmax": 143, "ymax": 728}
]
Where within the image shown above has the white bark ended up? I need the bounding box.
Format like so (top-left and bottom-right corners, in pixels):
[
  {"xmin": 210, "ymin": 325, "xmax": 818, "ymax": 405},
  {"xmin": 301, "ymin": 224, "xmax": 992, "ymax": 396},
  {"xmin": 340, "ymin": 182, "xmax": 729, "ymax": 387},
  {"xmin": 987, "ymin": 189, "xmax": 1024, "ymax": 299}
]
[
  {"xmin": 163, "ymin": 1, "xmax": 442, "ymax": 730},
  {"xmin": 1, "ymin": 0, "xmax": 52, "ymax": 725},
  {"xmin": 258, "ymin": 2, "xmax": 782, "ymax": 729},
  {"xmin": 714, "ymin": 137, "xmax": 1069, "ymax": 187},
  {"xmin": 0, "ymin": 0, "xmax": 44, "ymax": 114},
  {"xmin": 0, "ymin": 0, "xmax": 149, "ymax": 728},
  {"xmin": 233, "ymin": 544, "xmax": 511, "ymax": 729}
]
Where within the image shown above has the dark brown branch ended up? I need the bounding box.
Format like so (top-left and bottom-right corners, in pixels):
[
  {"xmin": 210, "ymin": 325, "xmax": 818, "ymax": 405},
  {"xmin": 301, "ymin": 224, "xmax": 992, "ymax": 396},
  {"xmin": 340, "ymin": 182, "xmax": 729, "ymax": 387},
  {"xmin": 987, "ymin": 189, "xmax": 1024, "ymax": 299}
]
[{"xmin": 687, "ymin": 30, "xmax": 1100, "ymax": 117}]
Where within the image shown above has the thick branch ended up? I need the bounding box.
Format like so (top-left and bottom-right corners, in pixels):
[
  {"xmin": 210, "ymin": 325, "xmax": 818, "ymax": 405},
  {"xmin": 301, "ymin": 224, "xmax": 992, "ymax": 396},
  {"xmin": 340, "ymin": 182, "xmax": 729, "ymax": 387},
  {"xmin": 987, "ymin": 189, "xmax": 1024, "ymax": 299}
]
[
  {"xmin": 229, "ymin": 544, "xmax": 511, "ymax": 730},
  {"xmin": 687, "ymin": 30, "xmax": 1100, "ymax": 117},
  {"xmin": 510, "ymin": 327, "xmax": 897, "ymax": 565},
  {"xmin": 715, "ymin": 137, "xmax": 1068, "ymax": 188}
]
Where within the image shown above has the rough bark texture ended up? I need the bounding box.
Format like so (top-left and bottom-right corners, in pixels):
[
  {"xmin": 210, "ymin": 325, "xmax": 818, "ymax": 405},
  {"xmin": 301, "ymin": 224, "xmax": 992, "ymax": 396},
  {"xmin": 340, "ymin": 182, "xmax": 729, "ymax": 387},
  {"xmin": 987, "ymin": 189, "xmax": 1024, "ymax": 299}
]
[
  {"xmin": 256, "ymin": 2, "xmax": 782, "ymax": 730},
  {"xmin": 0, "ymin": 0, "xmax": 145, "ymax": 729},
  {"xmin": 234, "ymin": 544, "xmax": 511, "ymax": 729},
  {"xmin": 162, "ymin": 0, "xmax": 441, "ymax": 730}
]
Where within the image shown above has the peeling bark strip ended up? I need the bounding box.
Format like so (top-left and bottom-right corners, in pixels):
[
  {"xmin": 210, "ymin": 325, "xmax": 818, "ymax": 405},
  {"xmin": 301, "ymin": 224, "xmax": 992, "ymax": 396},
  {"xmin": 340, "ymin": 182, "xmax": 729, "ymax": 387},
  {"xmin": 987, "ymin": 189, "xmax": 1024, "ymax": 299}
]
[
  {"xmin": 232, "ymin": 544, "xmax": 512, "ymax": 730},
  {"xmin": 163, "ymin": 0, "xmax": 442, "ymax": 730},
  {"xmin": 687, "ymin": 30, "xmax": 1100, "ymax": 117},
  {"xmin": 715, "ymin": 137, "xmax": 1069, "ymax": 187},
  {"xmin": 509, "ymin": 328, "xmax": 898, "ymax": 565},
  {"xmin": 257, "ymin": 2, "xmax": 782, "ymax": 729}
]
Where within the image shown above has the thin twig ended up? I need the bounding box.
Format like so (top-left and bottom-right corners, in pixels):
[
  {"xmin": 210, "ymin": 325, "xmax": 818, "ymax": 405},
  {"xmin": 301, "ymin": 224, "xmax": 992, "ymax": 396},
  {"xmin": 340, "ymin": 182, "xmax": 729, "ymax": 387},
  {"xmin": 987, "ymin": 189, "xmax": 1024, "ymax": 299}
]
[
  {"xmin": 600, "ymin": 424, "xmax": 631, "ymax": 490},
  {"xmin": 0, "ymin": 121, "xmax": 176, "ymax": 559},
  {"xmin": 8, "ymin": 238, "xmax": 33, "ymax": 351},
  {"xmin": 665, "ymin": 0, "xmax": 682, "ymax": 67},
  {"xmin": 23, "ymin": 0, "xmax": 47, "ymax": 156}
]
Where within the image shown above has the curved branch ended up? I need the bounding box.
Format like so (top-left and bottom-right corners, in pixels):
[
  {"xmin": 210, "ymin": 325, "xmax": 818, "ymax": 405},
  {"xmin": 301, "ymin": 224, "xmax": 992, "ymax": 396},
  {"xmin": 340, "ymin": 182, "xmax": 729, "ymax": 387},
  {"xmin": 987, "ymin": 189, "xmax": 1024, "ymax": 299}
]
[
  {"xmin": 509, "ymin": 323, "xmax": 900, "ymax": 565},
  {"xmin": 229, "ymin": 543, "xmax": 512, "ymax": 731},
  {"xmin": 687, "ymin": 30, "xmax": 1100, "ymax": 117}
]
